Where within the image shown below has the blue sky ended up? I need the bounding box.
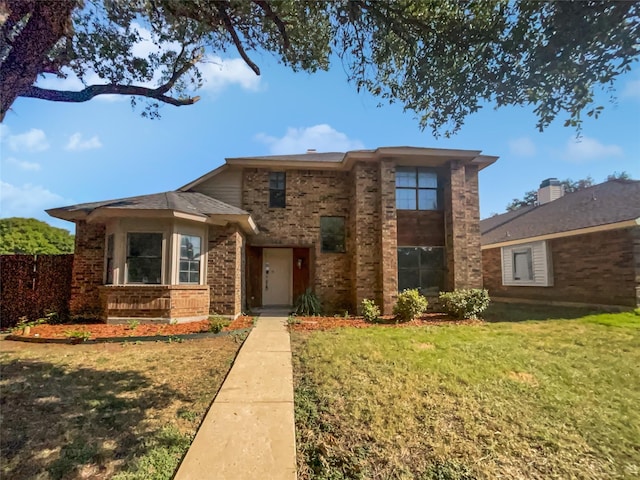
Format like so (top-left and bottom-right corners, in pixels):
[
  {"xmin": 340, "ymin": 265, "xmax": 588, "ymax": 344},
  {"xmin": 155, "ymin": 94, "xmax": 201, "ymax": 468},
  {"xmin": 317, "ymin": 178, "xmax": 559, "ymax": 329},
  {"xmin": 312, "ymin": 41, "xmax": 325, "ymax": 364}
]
[{"xmin": 1, "ymin": 51, "xmax": 639, "ymax": 232}]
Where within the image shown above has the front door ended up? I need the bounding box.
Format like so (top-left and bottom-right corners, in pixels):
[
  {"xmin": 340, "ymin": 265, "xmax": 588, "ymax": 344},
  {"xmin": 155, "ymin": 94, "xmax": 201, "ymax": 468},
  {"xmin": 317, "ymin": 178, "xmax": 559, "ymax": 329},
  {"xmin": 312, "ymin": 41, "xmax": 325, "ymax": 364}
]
[{"xmin": 262, "ymin": 248, "xmax": 292, "ymax": 306}]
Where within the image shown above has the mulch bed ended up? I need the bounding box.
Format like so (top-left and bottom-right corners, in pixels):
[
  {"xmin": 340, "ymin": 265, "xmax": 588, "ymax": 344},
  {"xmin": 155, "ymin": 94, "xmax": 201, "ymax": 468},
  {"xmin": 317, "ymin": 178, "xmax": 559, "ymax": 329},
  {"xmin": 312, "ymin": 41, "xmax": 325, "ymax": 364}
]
[
  {"xmin": 290, "ymin": 312, "xmax": 482, "ymax": 331},
  {"xmin": 7, "ymin": 315, "xmax": 254, "ymax": 341}
]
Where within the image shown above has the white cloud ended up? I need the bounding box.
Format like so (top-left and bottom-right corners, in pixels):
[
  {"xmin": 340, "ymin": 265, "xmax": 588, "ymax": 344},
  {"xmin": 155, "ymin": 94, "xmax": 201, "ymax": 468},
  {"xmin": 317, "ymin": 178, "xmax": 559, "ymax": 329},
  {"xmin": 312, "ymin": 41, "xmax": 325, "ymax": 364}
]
[
  {"xmin": 255, "ymin": 124, "xmax": 365, "ymax": 154},
  {"xmin": 4, "ymin": 128, "xmax": 49, "ymax": 153},
  {"xmin": 508, "ymin": 136, "xmax": 536, "ymax": 157},
  {"xmin": 0, "ymin": 181, "xmax": 69, "ymax": 218},
  {"xmin": 6, "ymin": 157, "xmax": 41, "ymax": 171},
  {"xmin": 622, "ymin": 79, "xmax": 640, "ymax": 100},
  {"xmin": 562, "ymin": 136, "xmax": 623, "ymax": 163},
  {"xmin": 65, "ymin": 133, "xmax": 103, "ymax": 151},
  {"xmin": 200, "ymin": 56, "xmax": 262, "ymax": 93}
]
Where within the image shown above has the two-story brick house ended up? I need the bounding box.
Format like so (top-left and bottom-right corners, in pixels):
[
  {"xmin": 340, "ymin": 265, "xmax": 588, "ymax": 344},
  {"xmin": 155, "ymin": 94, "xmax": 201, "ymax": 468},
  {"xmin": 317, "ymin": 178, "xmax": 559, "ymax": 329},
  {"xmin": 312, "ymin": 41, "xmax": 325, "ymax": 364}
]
[{"xmin": 47, "ymin": 146, "xmax": 496, "ymax": 322}]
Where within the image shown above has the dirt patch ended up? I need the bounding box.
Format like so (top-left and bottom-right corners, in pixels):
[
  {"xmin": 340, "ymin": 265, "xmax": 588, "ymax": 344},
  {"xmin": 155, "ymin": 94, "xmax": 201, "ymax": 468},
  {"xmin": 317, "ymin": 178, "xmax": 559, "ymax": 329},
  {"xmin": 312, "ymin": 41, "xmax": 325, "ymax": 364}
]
[
  {"xmin": 508, "ymin": 371, "xmax": 538, "ymax": 386},
  {"xmin": 415, "ymin": 342, "xmax": 436, "ymax": 350},
  {"xmin": 7, "ymin": 315, "xmax": 254, "ymax": 341},
  {"xmin": 290, "ymin": 313, "xmax": 481, "ymax": 331}
]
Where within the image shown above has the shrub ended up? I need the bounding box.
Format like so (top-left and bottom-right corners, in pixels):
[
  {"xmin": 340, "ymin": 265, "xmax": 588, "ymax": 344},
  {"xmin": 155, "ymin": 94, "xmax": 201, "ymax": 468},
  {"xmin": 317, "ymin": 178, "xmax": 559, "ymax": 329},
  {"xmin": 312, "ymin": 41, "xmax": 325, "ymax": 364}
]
[
  {"xmin": 393, "ymin": 289, "xmax": 428, "ymax": 322},
  {"xmin": 439, "ymin": 289, "xmax": 490, "ymax": 319},
  {"xmin": 208, "ymin": 315, "xmax": 230, "ymax": 333},
  {"xmin": 361, "ymin": 299, "xmax": 381, "ymax": 323},
  {"xmin": 294, "ymin": 288, "xmax": 322, "ymax": 316}
]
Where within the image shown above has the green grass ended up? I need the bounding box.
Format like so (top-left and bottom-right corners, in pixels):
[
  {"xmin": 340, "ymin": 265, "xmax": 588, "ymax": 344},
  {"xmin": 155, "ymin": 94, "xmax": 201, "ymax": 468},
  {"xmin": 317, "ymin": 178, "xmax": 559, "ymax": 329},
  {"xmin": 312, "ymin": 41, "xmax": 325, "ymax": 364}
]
[
  {"xmin": 0, "ymin": 337, "xmax": 241, "ymax": 480},
  {"xmin": 292, "ymin": 306, "xmax": 640, "ymax": 480}
]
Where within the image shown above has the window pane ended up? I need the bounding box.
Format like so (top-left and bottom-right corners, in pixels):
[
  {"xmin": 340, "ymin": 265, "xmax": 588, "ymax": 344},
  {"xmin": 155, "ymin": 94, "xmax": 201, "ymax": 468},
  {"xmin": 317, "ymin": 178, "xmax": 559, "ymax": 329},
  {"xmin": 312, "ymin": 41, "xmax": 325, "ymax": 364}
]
[
  {"xmin": 269, "ymin": 189, "xmax": 285, "ymax": 208},
  {"xmin": 127, "ymin": 258, "xmax": 162, "ymax": 284},
  {"xmin": 269, "ymin": 172, "xmax": 285, "ymax": 189},
  {"xmin": 179, "ymin": 271, "xmax": 188, "ymax": 283},
  {"xmin": 418, "ymin": 189, "xmax": 438, "ymax": 210},
  {"xmin": 418, "ymin": 170, "xmax": 438, "ymax": 188},
  {"xmin": 320, "ymin": 217, "xmax": 345, "ymax": 253},
  {"xmin": 419, "ymin": 247, "xmax": 444, "ymax": 268},
  {"xmin": 396, "ymin": 189, "xmax": 416, "ymax": 210},
  {"xmin": 128, "ymin": 233, "xmax": 162, "ymax": 257},
  {"xmin": 513, "ymin": 251, "xmax": 533, "ymax": 281},
  {"xmin": 180, "ymin": 235, "xmax": 201, "ymax": 260},
  {"xmin": 396, "ymin": 168, "xmax": 417, "ymax": 187},
  {"xmin": 398, "ymin": 268, "xmax": 420, "ymax": 292},
  {"xmin": 397, "ymin": 247, "xmax": 420, "ymax": 269},
  {"xmin": 269, "ymin": 172, "xmax": 286, "ymax": 208}
]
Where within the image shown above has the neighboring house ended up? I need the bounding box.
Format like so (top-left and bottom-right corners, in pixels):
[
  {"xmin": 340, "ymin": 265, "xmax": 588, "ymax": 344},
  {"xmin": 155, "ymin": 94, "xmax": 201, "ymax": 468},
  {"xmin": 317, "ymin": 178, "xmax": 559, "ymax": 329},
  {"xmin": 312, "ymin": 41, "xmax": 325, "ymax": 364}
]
[
  {"xmin": 48, "ymin": 146, "xmax": 497, "ymax": 322},
  {"xmin": 481, "ymin": 179, "xmax": 640, "ymax": 309}
]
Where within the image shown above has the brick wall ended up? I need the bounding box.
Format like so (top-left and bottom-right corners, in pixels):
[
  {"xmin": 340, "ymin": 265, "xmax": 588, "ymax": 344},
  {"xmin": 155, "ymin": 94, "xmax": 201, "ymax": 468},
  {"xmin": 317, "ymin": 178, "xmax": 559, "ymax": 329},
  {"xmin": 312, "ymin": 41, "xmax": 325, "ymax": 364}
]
[
  {"xmin": 444, "ymin": 161, "xmax": 483, "ymax": 291},
  {"xmin": 243, "ymin": 168, "xmax": 352, "ymax": 312},
  {"xmin": 100, "ymin": 285, "xmax": 209, "ymax": 321},
  {"xmin": 379, "ymin": 159, "xmax": 398, "ymax": 314},
  {"xmin": 208, "ymin": 225, "xmax": 245, "ymax": 316},
  {"xmin": 482, "ymin": 227, "xmax": 639, "ymax": 307},
  {"xmin": 70, "ymin": 221, "xmax": 105, "ymax": 318}
]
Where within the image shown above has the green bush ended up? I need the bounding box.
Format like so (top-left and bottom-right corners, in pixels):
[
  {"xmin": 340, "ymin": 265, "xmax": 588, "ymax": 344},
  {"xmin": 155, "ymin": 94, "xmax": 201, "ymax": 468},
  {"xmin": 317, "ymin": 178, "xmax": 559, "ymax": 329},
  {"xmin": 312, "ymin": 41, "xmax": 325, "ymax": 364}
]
[
  {"xmin": 393, "ymin": 289, "xmax": 428, "ymax": 322},
  {"xmin": 208, "ymin": 315, "xmax": 230, "ymax": 333},
  {"xmin": 361, "ymin": 299, "xmax": 381, "ymax": 323},
  {"xmin": 294, "ymin": 288, "xmax": 322, "ymax": 316},
  {"xmin": 439, "ymin": 289, "xmax": 490, "ymax": 319}
]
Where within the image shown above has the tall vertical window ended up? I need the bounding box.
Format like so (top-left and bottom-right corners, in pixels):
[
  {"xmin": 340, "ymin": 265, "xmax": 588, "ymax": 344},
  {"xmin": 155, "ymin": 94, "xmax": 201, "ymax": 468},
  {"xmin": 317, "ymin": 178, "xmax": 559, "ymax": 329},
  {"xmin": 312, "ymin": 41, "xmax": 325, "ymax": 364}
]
[
  {"xmin": 105, "ymin": 234, "xmax": 114, "ymax": 284},
  {"xmin": 397, "ymin": 247, "xmax": 444, "ymax": 295},
  {"xmin": 126, "ymin": 233, "xmax": 163, "ymax": 284},
  {"xmin": 396, "ymin": 167, "xmax": 439, "ymax": 210},
  {"xmin": 320, "ymin": 217, "xmax": 346, "ymax": 253},
  {"xmin": 179, "ymin": 235, "xmax": 201, "ymax": 284},
  {"xmin": 512, "ymin": 248, "xmax": 533, "ymax": 281},
  {"xmin": 269, "ymin": 172, "xmax": 286, "ymax": 208}
]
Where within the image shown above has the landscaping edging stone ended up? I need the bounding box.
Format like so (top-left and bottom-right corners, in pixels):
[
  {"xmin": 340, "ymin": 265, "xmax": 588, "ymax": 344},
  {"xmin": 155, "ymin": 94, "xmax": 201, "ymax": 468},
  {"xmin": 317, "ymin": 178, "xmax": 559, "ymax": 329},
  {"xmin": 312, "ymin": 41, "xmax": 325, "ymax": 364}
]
[{"xmin": 3, "ymin": 328, "xmax": 252, "ymax": 345}]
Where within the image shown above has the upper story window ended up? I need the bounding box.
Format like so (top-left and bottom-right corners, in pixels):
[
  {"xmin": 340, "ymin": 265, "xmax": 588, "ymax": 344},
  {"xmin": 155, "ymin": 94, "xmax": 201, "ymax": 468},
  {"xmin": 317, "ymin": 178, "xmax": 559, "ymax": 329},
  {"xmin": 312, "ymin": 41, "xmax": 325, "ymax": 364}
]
[
  {"xmin": 126, "ymin": 232, "xmax": 163, "ymax": 284},
  {"xmin": 269, "ymin": 172, "xmax": 286, "ymax": 208},
  {"xmin": 320, "ymin": 216, "xmax": 346, "ymax": 253},
  {"xmin": 179, "ymin": 234, "xmax": 201, "ymax": 284},
  {"xmin": 396, "ymin": 167, "xmax": 439, "ymax": 210}
]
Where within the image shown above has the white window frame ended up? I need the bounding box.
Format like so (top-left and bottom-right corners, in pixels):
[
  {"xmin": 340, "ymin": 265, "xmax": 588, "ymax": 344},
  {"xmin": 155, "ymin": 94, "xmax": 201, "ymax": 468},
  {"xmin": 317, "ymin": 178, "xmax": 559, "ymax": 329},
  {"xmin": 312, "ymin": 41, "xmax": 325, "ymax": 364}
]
[
  {"xmin": 501, "ymin": 241, "xmax": 553, "ymax": 287},
  {"xmin": 178, "ymin": 233, "xmax": 203, "ymax": 284},
  {"xmin": 125, "ymin": 231, "xmax": 165, "ymax": 285}
]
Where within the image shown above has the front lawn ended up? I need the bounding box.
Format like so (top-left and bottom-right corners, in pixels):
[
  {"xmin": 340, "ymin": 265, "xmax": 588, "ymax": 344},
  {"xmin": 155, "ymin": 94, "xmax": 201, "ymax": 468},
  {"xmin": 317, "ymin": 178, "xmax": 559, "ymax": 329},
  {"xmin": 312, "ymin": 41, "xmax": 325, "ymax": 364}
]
[
  {"xmin": 0, "ymin": 336, "xmax": 243, "ymax": 479},
  {"xmin": 292, "ymin": 306, "xmax": 640, "ymax": 479}
]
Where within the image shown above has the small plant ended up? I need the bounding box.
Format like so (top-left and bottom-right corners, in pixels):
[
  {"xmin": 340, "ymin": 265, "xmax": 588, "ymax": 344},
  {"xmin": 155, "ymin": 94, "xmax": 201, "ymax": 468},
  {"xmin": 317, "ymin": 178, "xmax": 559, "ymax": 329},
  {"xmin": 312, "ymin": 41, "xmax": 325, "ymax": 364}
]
[
  {"xmin": 208, "ymin": 315, "xmax": 230, "ymax": 333},
  {"xmin": 422, "ymin": 460, "xmax": 476, "ymax": 480},
  {"xmin": 287, "ymin": 314, "xmax": 301, "ymax": 325},
  {"xmin": 127, "ymin": 319, "xmax": 140, "ymax": 330},
  {"xmin": 393, "ymin": 289, "xmax": 428, "ymax": 322},
  {"xmin": 294, "ymin": 288, "xmax": 322, "ymax": 316},
  {"xmin": 439, "ymin": 288, "xmax": 490, "ymax": 320},
  {"xmin": 361, "ymin": 299, "xmax": 381, "ymax": 323},
  {"xmin": 65, "ymin": 330, "xmax": 91, "ymax": 342}
]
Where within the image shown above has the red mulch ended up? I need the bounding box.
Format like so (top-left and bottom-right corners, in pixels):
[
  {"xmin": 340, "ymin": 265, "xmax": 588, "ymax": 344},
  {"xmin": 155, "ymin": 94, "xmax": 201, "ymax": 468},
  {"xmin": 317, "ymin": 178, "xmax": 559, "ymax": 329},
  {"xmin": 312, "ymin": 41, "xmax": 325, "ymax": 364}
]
[
  {"xmin": 10, "ymin": 315, "xmax": 254, "ymax": 340},
  {"xmin": 290, "ymin": 312, "xmax": 482, "ymax": 331}
]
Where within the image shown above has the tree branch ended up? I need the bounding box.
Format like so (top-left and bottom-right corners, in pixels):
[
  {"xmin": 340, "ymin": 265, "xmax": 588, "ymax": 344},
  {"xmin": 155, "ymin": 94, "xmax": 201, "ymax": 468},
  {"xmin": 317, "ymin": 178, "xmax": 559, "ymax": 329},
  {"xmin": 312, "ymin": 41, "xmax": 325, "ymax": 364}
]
[
  {"xmin": 218, "ymin": 2, "xmax": 260, "ymax": 75},
  {"xmin": 20, "ymin": 84, "xmax": 200, "ymax": 106},
  {"xmin": 252, "ymin": 0, "xmax": 289, "ymax": 50}
]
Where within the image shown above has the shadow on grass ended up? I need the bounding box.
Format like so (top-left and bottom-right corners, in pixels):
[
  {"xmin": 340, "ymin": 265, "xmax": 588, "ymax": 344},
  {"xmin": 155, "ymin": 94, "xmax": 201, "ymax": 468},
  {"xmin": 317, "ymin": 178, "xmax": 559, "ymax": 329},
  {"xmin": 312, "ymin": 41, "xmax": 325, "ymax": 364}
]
[
  {"xmin": 482, "ymin": 302, "xmax": 602, "ymax": 323},
  {"xmin": 0, "ymin": 359, "xmax": 189, "ymax": 480}
]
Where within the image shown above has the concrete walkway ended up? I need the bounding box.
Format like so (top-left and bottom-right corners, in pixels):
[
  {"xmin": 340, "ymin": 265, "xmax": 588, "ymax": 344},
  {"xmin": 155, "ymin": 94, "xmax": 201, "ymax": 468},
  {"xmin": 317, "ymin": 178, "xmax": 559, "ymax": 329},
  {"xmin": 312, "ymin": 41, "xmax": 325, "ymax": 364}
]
[{"xmin": 174, "ymin": 312, "xmax": 296, "ymax": 480}]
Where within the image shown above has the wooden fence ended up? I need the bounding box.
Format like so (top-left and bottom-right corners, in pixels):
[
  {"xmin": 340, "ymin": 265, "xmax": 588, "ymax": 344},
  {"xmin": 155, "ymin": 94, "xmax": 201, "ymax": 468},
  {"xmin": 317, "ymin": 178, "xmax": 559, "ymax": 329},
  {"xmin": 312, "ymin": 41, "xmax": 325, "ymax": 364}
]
[{"xmin": 0, "ymin": 254, "xmax": 73, "ymax": 329}]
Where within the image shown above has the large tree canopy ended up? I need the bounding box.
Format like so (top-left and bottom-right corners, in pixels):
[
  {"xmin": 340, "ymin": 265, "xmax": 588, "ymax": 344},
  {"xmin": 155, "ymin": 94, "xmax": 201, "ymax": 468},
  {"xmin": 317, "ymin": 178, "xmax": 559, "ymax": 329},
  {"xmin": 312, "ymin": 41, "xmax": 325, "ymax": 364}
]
[
  {"xmin": 1, "ymin": 0, "xmax": 638, "ymax": 136},
  {"xmin": 0, "ymin": 218, "xmax": 74, "ymax": 254}
]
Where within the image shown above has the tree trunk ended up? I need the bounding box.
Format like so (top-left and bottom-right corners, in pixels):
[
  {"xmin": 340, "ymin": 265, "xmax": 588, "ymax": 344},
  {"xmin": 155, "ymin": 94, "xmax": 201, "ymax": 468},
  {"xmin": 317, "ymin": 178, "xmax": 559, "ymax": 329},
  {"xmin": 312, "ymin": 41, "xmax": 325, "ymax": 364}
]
[{"xmin": 0, "ymin": 0, "xmax": 75, "ymax": 122}]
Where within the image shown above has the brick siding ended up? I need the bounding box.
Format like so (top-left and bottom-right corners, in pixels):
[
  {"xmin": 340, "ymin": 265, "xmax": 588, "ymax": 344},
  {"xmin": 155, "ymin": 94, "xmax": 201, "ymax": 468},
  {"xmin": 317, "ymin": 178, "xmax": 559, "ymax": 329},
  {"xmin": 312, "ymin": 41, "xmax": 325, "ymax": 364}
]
[
  {"xmin": 482, "ymin": 227, "xmax": 639, "ymax": 307},
  {"xmin": 208, "ymin": 225, "xmax": 245, "ymax": 316},
  {"xmin": 70, "ymin": 221, "xmax": 105, "ymax": 318},
  {"xmin": 100, "ymin": 285, "xmax": 209, "ymax": 321}
]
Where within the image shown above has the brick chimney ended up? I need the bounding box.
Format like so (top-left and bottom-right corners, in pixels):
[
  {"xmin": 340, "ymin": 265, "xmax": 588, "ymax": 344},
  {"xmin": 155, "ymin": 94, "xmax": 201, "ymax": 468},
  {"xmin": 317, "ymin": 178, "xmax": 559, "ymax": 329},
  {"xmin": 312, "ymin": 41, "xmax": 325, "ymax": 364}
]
[{"xmin": 537, "ymin": 178, "xmax": 564, "ymax": 205}]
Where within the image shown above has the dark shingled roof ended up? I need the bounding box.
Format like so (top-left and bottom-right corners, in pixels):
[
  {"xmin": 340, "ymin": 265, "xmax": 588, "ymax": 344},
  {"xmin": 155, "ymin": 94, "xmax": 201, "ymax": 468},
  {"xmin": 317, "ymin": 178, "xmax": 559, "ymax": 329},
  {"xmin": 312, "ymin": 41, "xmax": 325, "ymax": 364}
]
[
  {"xmin": 49, "ymin": 191, "xmax": 248, "ymax": 217},
  {"xmin": 481, "ymin": 180, "xmax": 640, "ymax": 246}
]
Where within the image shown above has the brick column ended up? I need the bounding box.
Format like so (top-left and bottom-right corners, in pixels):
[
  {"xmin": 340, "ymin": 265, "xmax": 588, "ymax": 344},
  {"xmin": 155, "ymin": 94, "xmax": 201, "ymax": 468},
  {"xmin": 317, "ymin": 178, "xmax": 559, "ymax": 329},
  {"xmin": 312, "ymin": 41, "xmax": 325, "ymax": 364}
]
[
  {"xmin": 379, "ymin": 159, "xmax": 398, "ymax": 314},
  {"xmin": 445, "ymin": 161, "xmax": 482, "ymax": 290},
  {"xmin": 70, "ymin": 221, "xmax": 105, "ymax": 318},
  {"xmin": 207, "ymin": 225, "xmax": 244, "ymax": 317},
  {"xmin": 349, "ymin": 162, "xmax": 382, "ymax": 312}
]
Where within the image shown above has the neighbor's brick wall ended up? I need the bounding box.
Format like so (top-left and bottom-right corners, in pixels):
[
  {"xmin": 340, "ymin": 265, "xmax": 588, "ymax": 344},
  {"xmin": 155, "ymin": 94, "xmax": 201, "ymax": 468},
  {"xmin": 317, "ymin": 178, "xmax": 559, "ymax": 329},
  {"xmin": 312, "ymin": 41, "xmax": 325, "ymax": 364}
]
[
  {"xmin": 100, "ymin": 285, "xmax": 209, "ymax": 319},
  {"xmin": 482, "ymin": 227, "xmax": 639, "ymax": 307},
  {"xmin": 208, "ymin": 225, "xmax": 244, "ymax": 316},
  {"xmin": 243, "ymin": 168, "xmax": 352, "ymax": 312},
  {"xmin": 70, "ymin": 221, "xmax": 105, "ymax": 318}
]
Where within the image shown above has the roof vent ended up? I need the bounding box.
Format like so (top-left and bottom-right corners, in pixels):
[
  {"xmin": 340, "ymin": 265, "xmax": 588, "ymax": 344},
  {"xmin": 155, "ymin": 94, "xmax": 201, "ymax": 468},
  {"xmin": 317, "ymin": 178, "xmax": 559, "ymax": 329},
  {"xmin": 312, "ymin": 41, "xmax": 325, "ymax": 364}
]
[
  {"xmin": 537, "ymin": 178, "xmax": 564, "ymax": 205},
  {"xmin": 306, "ymin": 149, "xmax": 317, "ymax": 153}
]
